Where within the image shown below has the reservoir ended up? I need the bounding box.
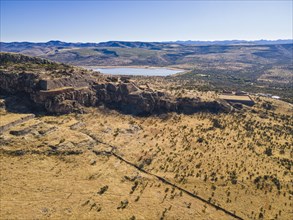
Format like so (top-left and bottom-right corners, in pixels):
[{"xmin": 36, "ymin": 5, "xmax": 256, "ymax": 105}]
[{"xmin": 93, "ymin": 67, "xmax": 184, "ymax": 76}]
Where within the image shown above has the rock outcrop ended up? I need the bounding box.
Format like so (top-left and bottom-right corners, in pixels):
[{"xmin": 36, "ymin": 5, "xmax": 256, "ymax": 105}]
[
  {"xmin": 0, "ymin": 71, "xmax": 228, "ymax": 115},
  {"xmin": 0, "ymin": 52, "xmax": 228, "ymax": 115}
]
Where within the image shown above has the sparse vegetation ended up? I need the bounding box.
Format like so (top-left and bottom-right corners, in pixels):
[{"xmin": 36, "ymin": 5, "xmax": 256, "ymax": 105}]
[{"xmin": 0, "ymin": 50, "xmax": 292, "ymax": 219}]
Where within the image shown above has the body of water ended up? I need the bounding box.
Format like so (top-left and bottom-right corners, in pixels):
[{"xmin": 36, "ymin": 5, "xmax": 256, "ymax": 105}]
[{"xmin": 93, "ymin": 67, "xmax": 184, "ymax": 76}]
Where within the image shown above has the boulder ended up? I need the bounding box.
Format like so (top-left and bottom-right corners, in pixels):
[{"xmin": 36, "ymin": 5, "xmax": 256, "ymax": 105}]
[{"xmin": 118, "ymin": 83, "xmax": 139, "ymax": 95}]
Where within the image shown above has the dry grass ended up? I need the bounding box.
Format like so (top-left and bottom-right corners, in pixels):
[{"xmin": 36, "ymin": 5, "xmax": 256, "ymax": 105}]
[
  {"xmin": 219, "ymin": 95, "xmax": 252, "ymax": 101},
  {"xmin": 0, "ymin": 113, "xmax": 33, "ymax": 127},
  {"xmin": 0, "ymin": 93, "xmax": 292, "ymax": 219},
  {"xmin": 0, "ymin": 114, "xmax": 230, "ymax": 220}
]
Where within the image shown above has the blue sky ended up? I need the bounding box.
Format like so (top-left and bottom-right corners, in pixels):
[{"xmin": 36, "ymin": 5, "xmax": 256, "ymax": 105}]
[{"xmin": 1, "ymin": 0, "xmax": 292, "ymax": 42}]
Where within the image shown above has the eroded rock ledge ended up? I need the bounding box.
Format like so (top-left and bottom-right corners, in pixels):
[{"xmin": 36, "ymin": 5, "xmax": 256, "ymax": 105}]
[
  {"xmin": 0, "ymin": 52, "xmax": 229, "ymax": 115},
  {"xmin": 0, "ymin": 71, "xmax": 229, "ymax": 115}
]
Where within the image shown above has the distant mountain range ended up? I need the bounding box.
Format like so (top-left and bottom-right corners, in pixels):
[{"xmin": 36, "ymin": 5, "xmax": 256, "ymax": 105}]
[
  {"xmin": 0, "ymin": 40, "xmax": 170, "ymax": 49},
  {"xmin": 1, "ymin": 39, "xmax": 292, "ymax": 50},
  {"xmin": 166, "ymin": 39, "xmax": 293, "ymax": 45},
  {"xmin": 1, "ymin": 40, "xmax": 292, "ymax": 67}
]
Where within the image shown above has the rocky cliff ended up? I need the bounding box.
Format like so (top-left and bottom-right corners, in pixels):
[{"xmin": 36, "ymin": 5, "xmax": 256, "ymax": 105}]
[{"xmin": 0, "ymin": 52, "xmax": 228, "ymax": 115}]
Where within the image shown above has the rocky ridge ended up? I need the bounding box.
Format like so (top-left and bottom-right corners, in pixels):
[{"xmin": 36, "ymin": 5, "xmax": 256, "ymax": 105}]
[{"xmin": 0, "ymin": 52, "xmax": 228, "ymax": 115}]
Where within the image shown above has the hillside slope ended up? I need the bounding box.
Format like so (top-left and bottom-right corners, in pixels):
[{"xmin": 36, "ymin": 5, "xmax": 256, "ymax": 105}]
[
  {"xmin": 0, "ymin": 52, "xmax": 292, "ymax": 220},
  {"xmin": 1, "ymin": 93, "xmax": 292, "ymax": 220}
]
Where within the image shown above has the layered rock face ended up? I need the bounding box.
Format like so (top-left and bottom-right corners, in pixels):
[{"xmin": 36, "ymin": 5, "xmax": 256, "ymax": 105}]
[
  {"xmin": 0, "ymin": 70, "xmax": 226, "ymax": 115},
  {"xmin": 0, "ymin": 53, "xmax": 227, "ymax": 115},
  {"xmin": 0, "ymin": 72, "xmax": 39, "ymax": 94},
  {"xmin": 94, "ymin": 82, "xmax": 225, "ymax": 115}
]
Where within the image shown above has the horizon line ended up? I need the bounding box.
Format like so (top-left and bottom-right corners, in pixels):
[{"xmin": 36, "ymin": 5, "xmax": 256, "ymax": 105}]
[{"xmin": 1, "ymin": 39, "xmax": 293, "ymax": 44}]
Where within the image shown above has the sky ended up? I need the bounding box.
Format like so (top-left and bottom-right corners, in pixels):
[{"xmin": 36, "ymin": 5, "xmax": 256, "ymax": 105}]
[{"xmin": 0, "ymin": 0, "xmax": 292, "ymax": 42}]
